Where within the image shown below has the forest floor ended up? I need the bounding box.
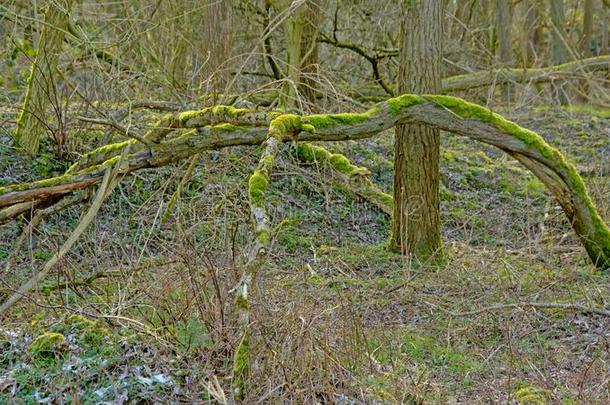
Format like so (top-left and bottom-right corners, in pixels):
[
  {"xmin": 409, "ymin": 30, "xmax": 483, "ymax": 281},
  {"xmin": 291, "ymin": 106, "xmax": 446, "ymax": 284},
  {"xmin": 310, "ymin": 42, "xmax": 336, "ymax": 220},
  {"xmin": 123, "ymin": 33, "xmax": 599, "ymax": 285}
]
[{"xmin": 1, "ymin": 102, "xmax": 610, "ymax": 404}]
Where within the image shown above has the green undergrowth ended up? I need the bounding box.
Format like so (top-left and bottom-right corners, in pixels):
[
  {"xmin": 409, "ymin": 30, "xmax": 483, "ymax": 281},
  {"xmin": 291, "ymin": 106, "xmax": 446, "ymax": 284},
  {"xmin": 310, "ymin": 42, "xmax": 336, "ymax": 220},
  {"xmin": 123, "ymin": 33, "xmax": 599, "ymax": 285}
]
[
  {"xmin": 1, "ymin": 104, "xmax": 610, "ymax": 403},
  {"xmin": 0, "ymin": 313, "xmax": 198, "ymax": 403},
  {"xmin": 367, "ymin": 326, "xmax": 481, "ymax": 375}
]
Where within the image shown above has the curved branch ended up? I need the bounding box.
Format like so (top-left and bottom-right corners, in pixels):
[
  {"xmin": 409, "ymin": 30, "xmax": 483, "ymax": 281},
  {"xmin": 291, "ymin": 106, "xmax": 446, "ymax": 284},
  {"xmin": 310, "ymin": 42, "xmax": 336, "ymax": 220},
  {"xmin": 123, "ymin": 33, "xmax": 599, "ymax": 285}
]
[
  {"xmin": 294, "ymin": 143, "xmax": 392, "ymax": 214},
  {"xmin": 2, "ymin": 94, "xmax": 609, "ymax": 269}
]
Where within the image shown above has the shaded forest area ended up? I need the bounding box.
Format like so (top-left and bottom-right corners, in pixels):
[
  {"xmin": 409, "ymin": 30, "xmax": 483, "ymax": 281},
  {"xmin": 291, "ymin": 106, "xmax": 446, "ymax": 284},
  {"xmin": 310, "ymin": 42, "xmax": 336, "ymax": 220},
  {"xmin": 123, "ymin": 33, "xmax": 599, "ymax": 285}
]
[{"xmin": 1, "ymin": 0, "xmax": 610, "ymax": 403}]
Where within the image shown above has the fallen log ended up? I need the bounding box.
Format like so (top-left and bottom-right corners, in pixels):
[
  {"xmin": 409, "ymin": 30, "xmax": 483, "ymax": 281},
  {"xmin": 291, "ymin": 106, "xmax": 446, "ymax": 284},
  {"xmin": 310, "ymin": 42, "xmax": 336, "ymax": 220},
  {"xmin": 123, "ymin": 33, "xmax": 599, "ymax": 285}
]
[
  {"xmin": 319, "ymin": 52, "xmax": 610, "ymax": 97},
  {"xmin": 443, "ymin": 55, "xmax": 610, "ymax": 92},
  {"xmin": 1, "ymin": 94, "xmax": 609, "ymax": 269}
]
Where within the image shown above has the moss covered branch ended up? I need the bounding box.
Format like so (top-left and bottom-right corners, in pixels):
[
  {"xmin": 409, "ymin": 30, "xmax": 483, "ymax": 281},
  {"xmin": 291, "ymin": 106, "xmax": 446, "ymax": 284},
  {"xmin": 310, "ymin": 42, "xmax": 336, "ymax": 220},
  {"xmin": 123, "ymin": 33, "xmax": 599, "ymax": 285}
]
[
  {"xmin": 233, "ymin": 113, "xmax": 293, "ymax": 399},
  {"xmin": 294, "ymin": 143, "xmax": 392, "ymax": 214},
  {"xmin": 442, "ymin": 55, "xmax": 610, "ymax": 92},
  {"xmin": 2, "ymin": 94, "xmax": 609, "ymax": 269}
]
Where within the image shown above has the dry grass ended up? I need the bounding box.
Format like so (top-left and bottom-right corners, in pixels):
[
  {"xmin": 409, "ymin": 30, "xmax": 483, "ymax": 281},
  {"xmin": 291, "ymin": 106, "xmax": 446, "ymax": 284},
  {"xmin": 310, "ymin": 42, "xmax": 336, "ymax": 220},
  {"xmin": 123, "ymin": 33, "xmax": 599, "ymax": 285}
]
[{"xmin": 1, "ymin": 104, "xmax": 609, "ymax": 403}]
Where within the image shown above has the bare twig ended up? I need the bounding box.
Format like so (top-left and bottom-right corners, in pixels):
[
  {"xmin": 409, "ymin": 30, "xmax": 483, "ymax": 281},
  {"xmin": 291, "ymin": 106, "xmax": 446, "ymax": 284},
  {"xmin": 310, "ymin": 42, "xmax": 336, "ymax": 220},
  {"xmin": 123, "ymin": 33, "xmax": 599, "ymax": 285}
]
[
  {"xmin": 429, "ymin": 301, "xmax": 610, "ymax": 318},
  {"xmin": 0, "ymin": 146, "xmax": 129, "ymax": 316}
]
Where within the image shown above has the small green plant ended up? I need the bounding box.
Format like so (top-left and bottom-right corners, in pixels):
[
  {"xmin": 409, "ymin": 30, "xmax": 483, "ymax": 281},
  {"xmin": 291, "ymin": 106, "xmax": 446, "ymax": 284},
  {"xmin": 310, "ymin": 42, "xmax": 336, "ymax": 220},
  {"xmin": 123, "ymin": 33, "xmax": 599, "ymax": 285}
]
[
  {"xmin": 512, "ymin": 384, "xmax": 551, "ymax": 404},
  {"xmin": 175, "ymin": 318, "xmax": 213, "ymax": 353},
  {"xmin": 28, "ymin": 332, "xmax": 67, "ymax": 362}
]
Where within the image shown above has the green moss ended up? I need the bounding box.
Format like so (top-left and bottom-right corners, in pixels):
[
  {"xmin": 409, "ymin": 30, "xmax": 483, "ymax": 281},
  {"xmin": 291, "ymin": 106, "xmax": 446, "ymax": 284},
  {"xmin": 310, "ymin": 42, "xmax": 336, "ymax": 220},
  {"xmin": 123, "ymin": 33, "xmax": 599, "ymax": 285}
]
[
  {"xmin": 441, "ymin": 150, "xmax": 457, "ymax": 162},
  {"xmin": 78, "ymin": 155, "xmax": 121, "ymax": 175},
  {"xmin": 296, "ymin": 142, "xmax": 327, "ymax": 162},
  {"xmin": 365, "ymin": 326, "xmax": 479, "ymax": 376},
  {"xmin": 359, "ymin": 188, "xmax": 393, "ymax": 209},
  {"xmin": 1, "ymin": 173, "xmax": 73, "ymax": 194},
  {"xmin": 301, "ymin": 123, "xmax": 315, "ymax": 133},
  {"xmin": 564, "ymin": 105, "xmax": 610, "ymax": 118},
  {"xmin": 428, "ymin": 95, "xmax": 610, "ymax": 268},
  {"xmin": 296, "ymin": 143, "xmax": 369, "ymax": 177},
  {"xmin": 28, "ymin": 332, "xmax": 67, "ymax": 361},
  {"xmin": 233, "ymin": 333, "xmax": 249, "ymax": 398},
  {"xmin": 248, "ymin": 170, "xmax": 269, "ymax": 207},
  {"xmin": 512, "ymin": 385, "xmax": 551, "ymax": 405},
  {"xmin": 269, "ymin": 114, "xmax": 302, "ymax": 139},
  {"xmin": 378, "ymin": 192, "xmax": 393, "ymax": 207},
  {"xmin": 66, "ymin": 314, "xmax": 96, "ymax": 329},
  {"xmin": 328, "ymin": 154, "xmax": 353, "ymax": 173},
  {"xmin": 66, "ymin": 140, "xmax": 131, "ymax": 174},
  {"xmin": 92, "ymin": 140, "xmax": 131, "ymax": 155},
  {"xmin": 236, "ymin": 294, "xmax": 249, "ymax": 310},
  {"xmin": 178, "ymin": 110, "xmax": 202, "ymax": 125},
  {"xmin": 303, "ymin": 112, "xmax": 370, "ymax": 129},
  {"xmin": 402, "ymin": 332, "xmax": 474, "ymax": 373},
  {"xmin": 386, "ymin": 94, "xmax": 426, "ymax": 115},
  {"xmin": 211, "ymin": 123, "xmax": 240, "ymax": 132},
  {"xmin": 211, "ymin": 105, "xmax": 250, "ymax": 117},
  {"xmin": 429, "ymin": 95, "xmax": 558, "ymax": 161},
  {"xmin": 60, "ymin": 314, "xmax": 108, "ymax": 347},
  {"xmin": 259, "ymin": 154, "xmax": 274, "ymax": 168},
  {"xmin": 256, "ymin": 228, "xmax": 270, "ymax": 244}
]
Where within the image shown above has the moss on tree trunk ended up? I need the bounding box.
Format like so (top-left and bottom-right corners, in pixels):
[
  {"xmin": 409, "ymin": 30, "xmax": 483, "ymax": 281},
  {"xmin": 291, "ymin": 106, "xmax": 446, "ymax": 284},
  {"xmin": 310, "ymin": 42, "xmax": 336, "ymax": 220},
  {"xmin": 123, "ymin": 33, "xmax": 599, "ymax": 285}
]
[{"xmin": 13, "ymin": 0, "xmax": 74, "ymax": 156}]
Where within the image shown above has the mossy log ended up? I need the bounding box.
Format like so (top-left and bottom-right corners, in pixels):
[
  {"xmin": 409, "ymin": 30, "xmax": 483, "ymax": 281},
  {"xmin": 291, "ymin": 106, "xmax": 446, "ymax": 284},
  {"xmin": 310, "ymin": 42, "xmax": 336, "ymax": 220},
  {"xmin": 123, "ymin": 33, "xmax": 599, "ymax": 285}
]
[
  {"xmin": 2, "ymin": 94, "xmax": 609, "ymax": 269},
  {"xmin": 442, "ymin": 55, "xmax": 610, "ymax": 92},
  {"xmin": 321, "ymin": 34, "xmax": 610, "ymax": 96}
]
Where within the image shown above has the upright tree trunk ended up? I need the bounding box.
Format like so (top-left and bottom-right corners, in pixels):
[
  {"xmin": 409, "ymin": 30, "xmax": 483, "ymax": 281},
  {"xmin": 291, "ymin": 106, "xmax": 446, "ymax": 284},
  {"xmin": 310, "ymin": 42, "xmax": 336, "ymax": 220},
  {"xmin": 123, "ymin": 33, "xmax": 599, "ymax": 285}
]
[
  {"xmin": 13, "ymin": 0, "xmax": 74, "ymax": 156},
  {"xmin": 519, "ymin": 1, "xmax": 541, "ymax": 68},
  {"xmin": 273, "ymin": 0, "xmax": 321, "ymax": 109},
  {"xmin": 205, "ymin": 0, "xmax": 233, "ymax": 96},
  {"xmin": 495, "ymin": 0, "xmax": 513, "ymax": 100},
  {"xmin": 453, "ymin": 0, "xmax": 475, "ymax": 47},
  {"xmin": 298, "ymin": 0, "xmax": 321, "ymax": 107},
  {"xmin": 582, "ymin": 0, "xmax": 594, "ymax": 57},
  {"xmin": 603, "ymin": 6, "xmax": 609, "ymax": 55},
  {"xmin": 549, "ymin": 0, "xmax": 570, "ymax": 104},
  {"xmin": 496, "ymin": 0, "xmax": 513, "ymax": 66},
  {"xmin": 390, "ymin": 0, "xmax": 443, "ymax": 261}
]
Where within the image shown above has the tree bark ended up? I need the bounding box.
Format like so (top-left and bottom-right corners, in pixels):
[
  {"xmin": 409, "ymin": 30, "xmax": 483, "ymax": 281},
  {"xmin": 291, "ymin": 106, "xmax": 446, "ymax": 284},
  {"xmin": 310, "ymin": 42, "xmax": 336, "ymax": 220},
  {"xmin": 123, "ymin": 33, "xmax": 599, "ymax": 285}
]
[
  {"xmin": 298, "ymin": 0, "xmax": 322, "ymax": 107},
  {"xmin": 442, "ymin": 55, "xmax": 610, "ymax": 92},
  {"xmin": 390, "ymin": 0, "xmax": 443, "ymax": 260},
  {"xmin": 549, "ymin": 0, "xmax": 570, "ymax": 103},
  {"xmin": 205, "ymin": 0, "xmax": 234, "ymax": 97},
  {"xmin": 496, "ymin": 0, "xmax": 513, "ymax": 67},
  {"xmin": 13, "ymin": 0, "xmax": 74, "ymax": 156},
  {"xmin": 603, "ymin": 6, "xmax": 609, "ymax": 54},
  {"xmin": 521, "ymin": 1, "xmax": 543, "ymax": 67},
  {"xmin": 582, "ymin": 0, "xmax": 594, "ymax": 57},
  {"xmin": 495, "ymin": 0, "xmax": 514, "ymax": 100},
  {"xmin": 273, "ymin": 0, "xmax": 322, "ymax": 109}
]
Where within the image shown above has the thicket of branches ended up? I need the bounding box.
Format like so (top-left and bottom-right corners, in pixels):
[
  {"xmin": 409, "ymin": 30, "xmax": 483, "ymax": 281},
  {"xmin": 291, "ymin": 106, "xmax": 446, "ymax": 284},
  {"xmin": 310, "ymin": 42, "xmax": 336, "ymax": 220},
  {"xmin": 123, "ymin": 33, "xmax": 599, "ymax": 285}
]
[{"xmin": 1, "ymin": 0, "xmax": 610, "ymax": 401}]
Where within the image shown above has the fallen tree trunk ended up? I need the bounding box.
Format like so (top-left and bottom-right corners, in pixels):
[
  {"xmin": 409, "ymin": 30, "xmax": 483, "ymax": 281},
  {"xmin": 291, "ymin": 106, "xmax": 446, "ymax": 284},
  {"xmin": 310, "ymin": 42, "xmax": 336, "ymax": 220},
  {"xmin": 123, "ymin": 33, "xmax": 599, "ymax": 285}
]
[
  {"xmin": 320, "ymin": 30, "xmax": 610, "ymax": 95},
  {"xmin": 1, "ymin": 94, "xmax": 609, "ymax": 269},
  {"xmin": 442, "ymin": 55, "xmax": 610, "ymax": 92},
  {"xmin": 353, "ymin": 57, "xmax": 609, "ymax": 100}
]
